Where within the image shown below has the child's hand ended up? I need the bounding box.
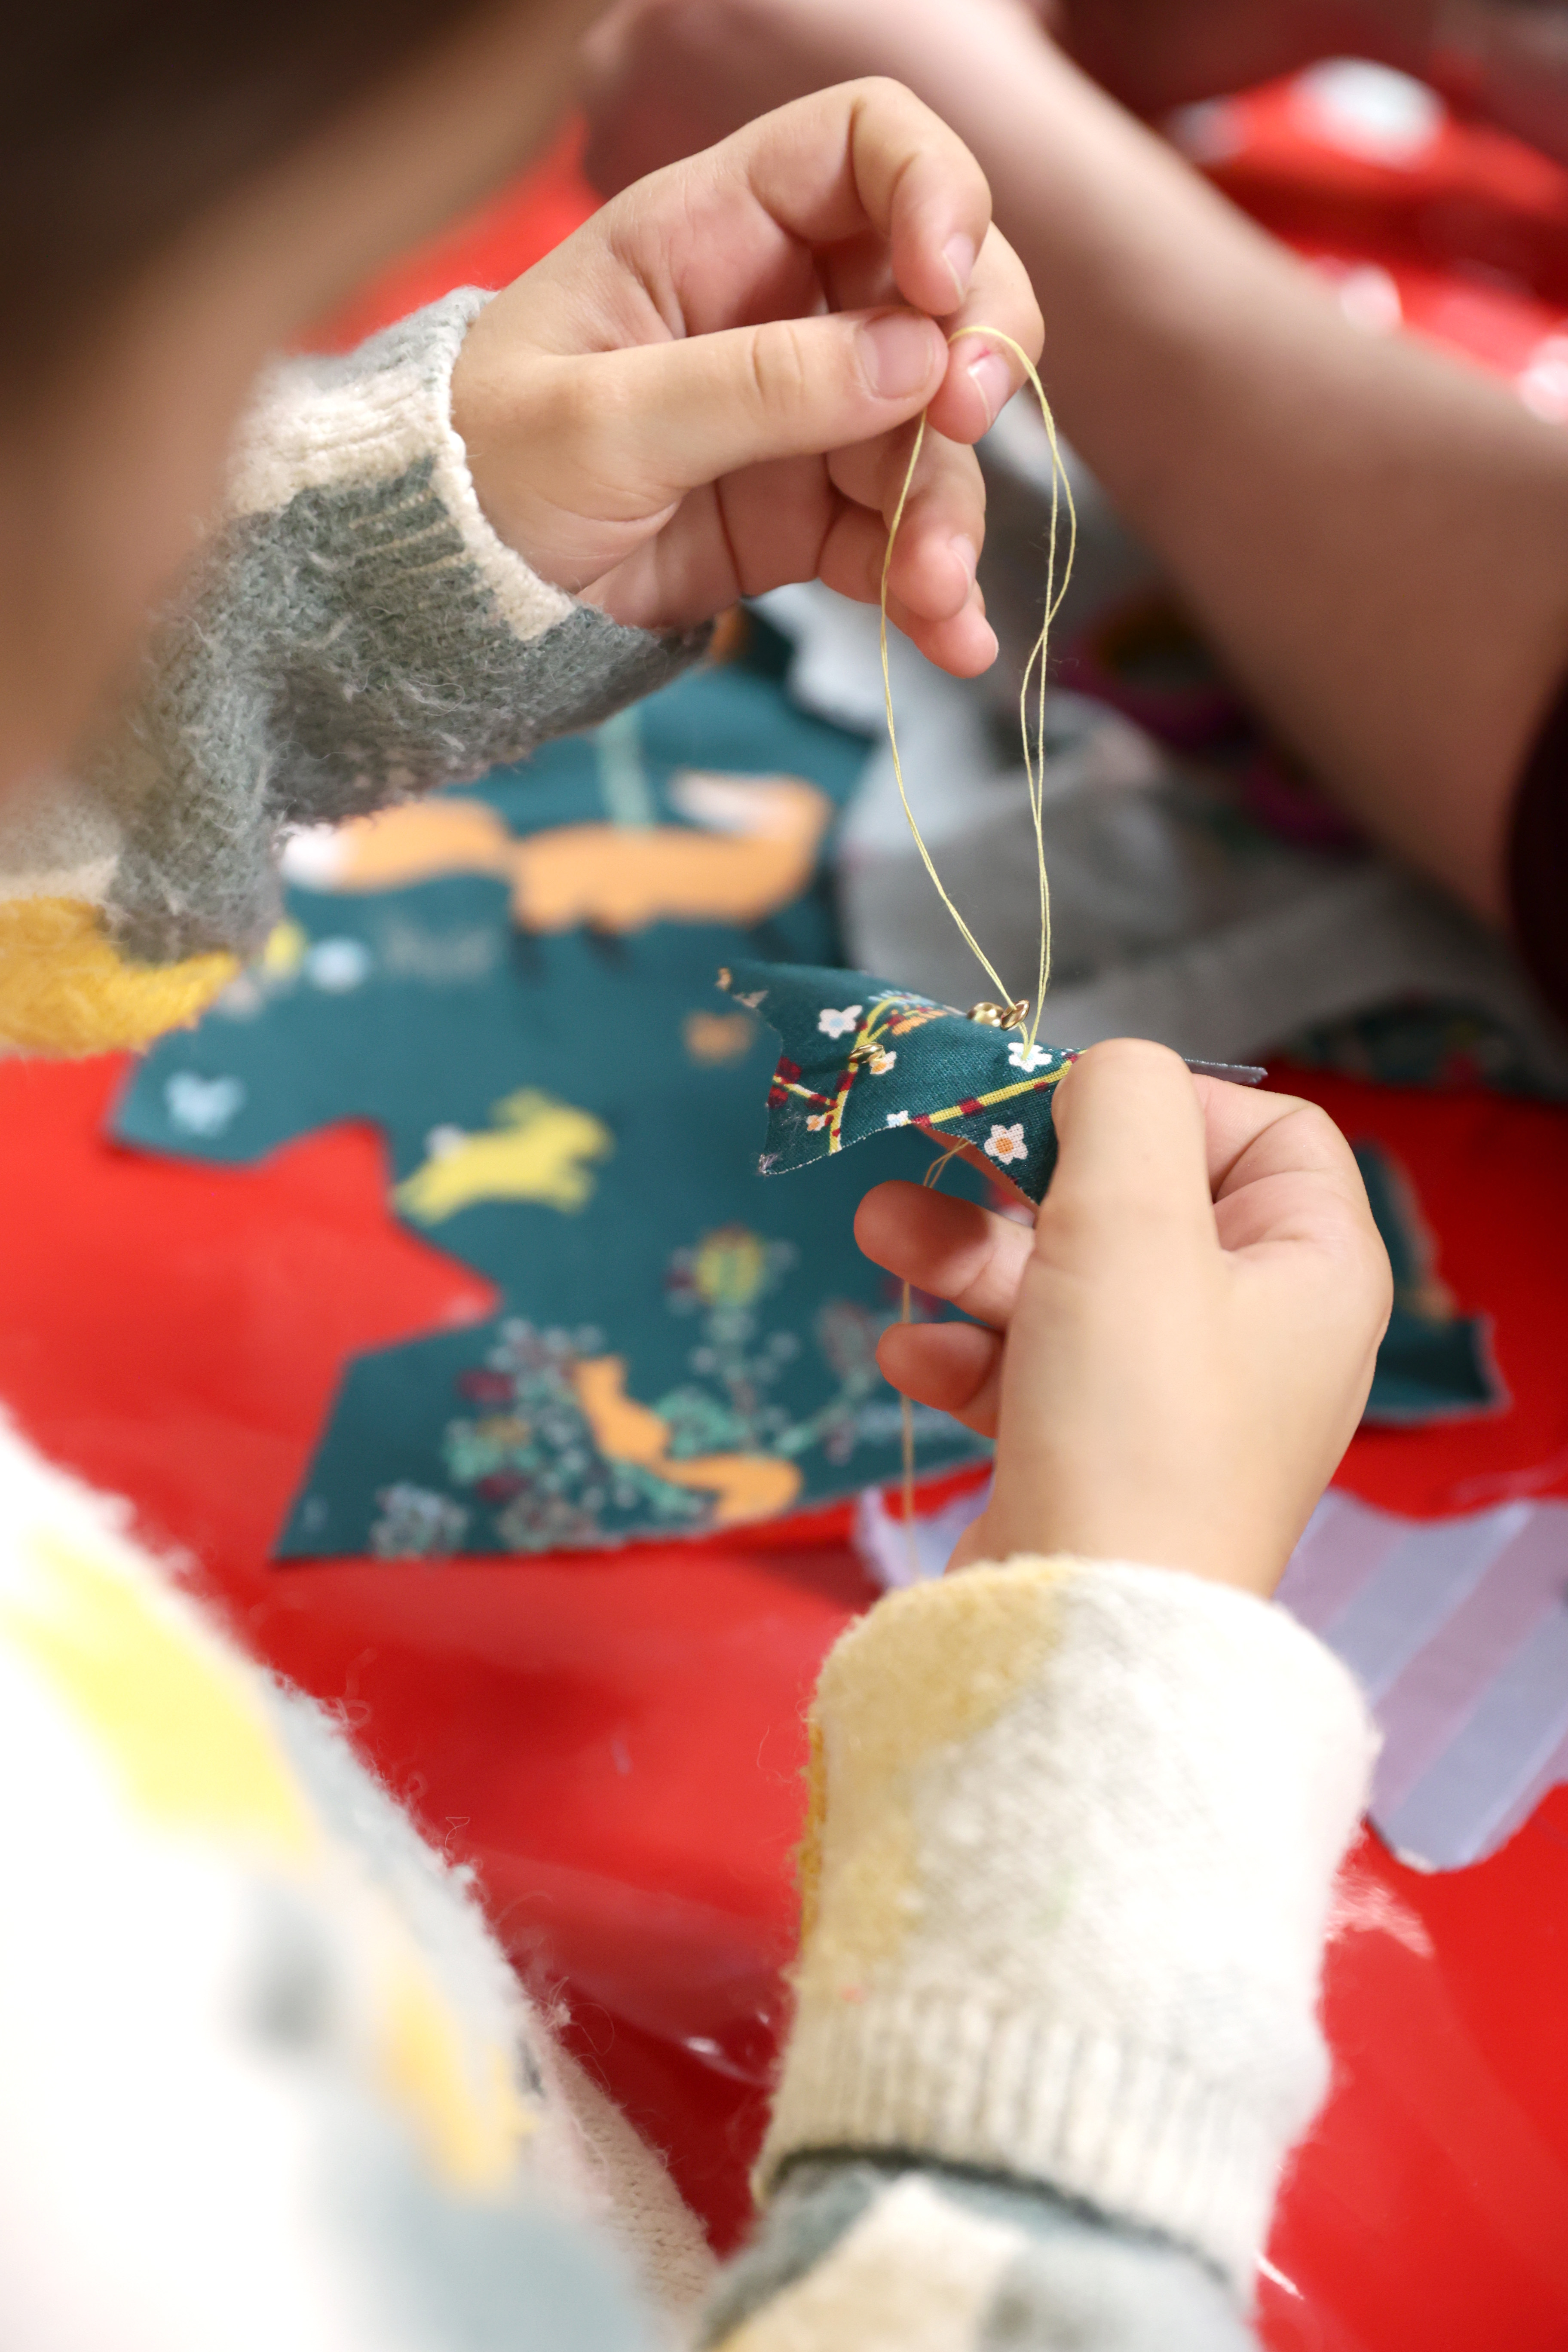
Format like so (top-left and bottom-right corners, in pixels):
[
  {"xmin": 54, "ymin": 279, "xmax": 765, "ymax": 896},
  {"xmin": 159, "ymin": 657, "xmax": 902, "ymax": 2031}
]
[
  {"xmin": 856, "ymin": 1040, "xmax": 1392, "ymax": 1596},
  {"xmin": 451, "ymin": 83, "xmax": 1042, "ymax": 675}
]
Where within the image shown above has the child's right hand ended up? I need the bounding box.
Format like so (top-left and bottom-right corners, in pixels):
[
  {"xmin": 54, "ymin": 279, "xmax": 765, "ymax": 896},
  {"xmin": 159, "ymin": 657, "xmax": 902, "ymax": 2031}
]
[{"xmin": 857, "ymin": 1041, "xmax": 1393, "ymax": 1597}]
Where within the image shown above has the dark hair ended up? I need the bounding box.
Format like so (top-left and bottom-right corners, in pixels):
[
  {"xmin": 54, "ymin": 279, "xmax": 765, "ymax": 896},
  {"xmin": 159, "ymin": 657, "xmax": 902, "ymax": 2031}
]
[{"xmin": 3, "ymin": 3, "xmax": 505, "ymax": 368}]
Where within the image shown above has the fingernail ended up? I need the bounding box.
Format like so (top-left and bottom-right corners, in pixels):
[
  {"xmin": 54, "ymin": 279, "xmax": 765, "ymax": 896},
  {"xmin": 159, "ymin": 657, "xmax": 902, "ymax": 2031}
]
[
  {"xmin": 950, "ymin": 533, "xmax": 978, "ymax": 586},
  {"xmin": 967, "ymin": 346, "xmax": 1013, "ymax": 427},
  {"xmin": 943, "ymin": 233, "xmax": 977, "ymax": 305},
  {"xmin": 860, "ymin": 309, "xmax": 941, "ymax": 399}
]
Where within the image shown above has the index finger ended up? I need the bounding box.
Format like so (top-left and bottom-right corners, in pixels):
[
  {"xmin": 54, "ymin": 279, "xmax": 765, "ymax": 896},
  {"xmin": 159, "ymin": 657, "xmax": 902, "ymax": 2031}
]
[
  {"xmin": 735, "ymin": 78, "xmax": 1001, "ymax": 319},
  {"xmin": 819, "ymin": 216, "xmax": 1042, "ymax": 443},
  {"xmin": 631, "ymin": 81, "xmax": 1008, "ymax": 340},
  {"xmin": 1192, "ymin": 1069, "xmax": 1368, "ymax": 1200}
]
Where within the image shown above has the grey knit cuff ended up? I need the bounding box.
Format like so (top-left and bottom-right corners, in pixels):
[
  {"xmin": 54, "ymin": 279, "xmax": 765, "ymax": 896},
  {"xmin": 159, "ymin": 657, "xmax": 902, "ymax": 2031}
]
[
  {"xmin": 225, "ymin": 288, "xmax": 581, "ymax": 649},
  {"xmin": 83, "ymin": 290, "xmax": 710, "ymax": 967}
]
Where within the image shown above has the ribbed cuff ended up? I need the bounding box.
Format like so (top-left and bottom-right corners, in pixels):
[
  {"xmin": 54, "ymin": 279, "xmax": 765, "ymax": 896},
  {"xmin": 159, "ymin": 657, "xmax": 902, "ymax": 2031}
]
[
  {"xmin": 413, "ymin": 290, "xmax": 581, "ymax": 647},
  {"xmin": 226, "ymin": 288, "xmax": 577, "ymax": 648},
  {"xmin": 760, "ymin": 1991, "xmax": 1280, "ymax": 2291},
  {"xmin": 761, "ymin": 1555, "xmax": 1378, "ymax": 2300}
]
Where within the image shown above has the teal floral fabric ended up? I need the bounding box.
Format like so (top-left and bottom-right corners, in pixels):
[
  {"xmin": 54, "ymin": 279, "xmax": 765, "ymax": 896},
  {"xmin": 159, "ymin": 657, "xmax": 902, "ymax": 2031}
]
[
  {"xmin": 728, "ymin": 957, "xmax": 1262, "ymax": 1206},
  {"xmin": 732, "ymin": 959, "xmax": 1501, "ymax": 1423},
  {"xmin": 113, "ymin": 641, "xmax": 991, "ymax": 1560}
]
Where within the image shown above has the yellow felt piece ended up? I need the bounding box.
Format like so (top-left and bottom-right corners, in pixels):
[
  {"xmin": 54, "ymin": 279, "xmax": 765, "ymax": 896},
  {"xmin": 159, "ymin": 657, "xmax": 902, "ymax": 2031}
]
[
  {"xmin": 3, "ymin": 1533, "xmax": 315, "ymax": 1858},
  {"xmin": 0, "ymin": 896, "xmax": 237, "ymax": 1054}
]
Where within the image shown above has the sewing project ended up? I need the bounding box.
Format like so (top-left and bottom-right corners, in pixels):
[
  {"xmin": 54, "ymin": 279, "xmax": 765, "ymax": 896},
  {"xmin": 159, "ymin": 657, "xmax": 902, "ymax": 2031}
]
[{"xmin": 723, "ymin": 956, "xmax": 1264, "ymax": 1206}]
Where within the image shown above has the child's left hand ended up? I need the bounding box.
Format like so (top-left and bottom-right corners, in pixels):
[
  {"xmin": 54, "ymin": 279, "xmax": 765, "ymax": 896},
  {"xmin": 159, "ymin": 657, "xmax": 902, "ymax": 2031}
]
[{"xmin": 451, "ymin": 82, "xmax": 1042, "ymax": 675}]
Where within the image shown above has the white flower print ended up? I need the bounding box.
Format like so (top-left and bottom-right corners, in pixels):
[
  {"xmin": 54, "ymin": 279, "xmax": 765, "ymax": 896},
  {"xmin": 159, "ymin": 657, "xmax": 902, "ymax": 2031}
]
[
  {"xmin": 1007, "ymin": 1039, "xmax": 1053, "ymax": 1073},
  {"xmin": 885, "ymin": 1111, "xmax": 910, "ymax": 1128},
  {"xmin": 868, "ymin": 1048, "xmax": 897, "ymax": 1075},
  {"xmin": 806, "ymin": 1112, "xmax": 830, "ymax": 1132},
  {"xmin": 985, "ymin": 1122, "xmax": 1028, "ymax": 1166},
  {"xmin": 818, "ymin": 1004, "xmax": 863, "ymax": 1039}
]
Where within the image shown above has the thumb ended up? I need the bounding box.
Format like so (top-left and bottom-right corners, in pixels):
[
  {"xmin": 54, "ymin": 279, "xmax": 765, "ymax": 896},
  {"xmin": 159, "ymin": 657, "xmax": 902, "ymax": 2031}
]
[
  {"xmin": 545, "ymin": 307, "xmax": 947, "ymax": 509},
  {"xmin": 1038, "ymin": 1038, "xmax": 1219, "ymax": 1290}
]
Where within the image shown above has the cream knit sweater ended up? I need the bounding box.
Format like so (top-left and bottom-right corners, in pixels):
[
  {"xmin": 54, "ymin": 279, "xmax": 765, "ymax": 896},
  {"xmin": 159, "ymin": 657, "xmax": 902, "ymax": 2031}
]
[{"xmin": 0, "ymin": 1412, "xmax": 1374, "ymax": 2351}]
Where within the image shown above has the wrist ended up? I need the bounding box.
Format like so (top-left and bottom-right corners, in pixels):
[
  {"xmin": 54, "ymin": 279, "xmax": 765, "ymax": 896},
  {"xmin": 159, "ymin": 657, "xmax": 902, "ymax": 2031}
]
[{"xmin": 949, "ymin": 1510, "xmax": 1286, "ymax": 1599}]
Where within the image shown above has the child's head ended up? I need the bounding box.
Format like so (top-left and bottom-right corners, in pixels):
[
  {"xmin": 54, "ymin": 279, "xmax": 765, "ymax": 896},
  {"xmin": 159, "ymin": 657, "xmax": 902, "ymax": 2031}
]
[{"xmin": 0, "ymin": 0, "xmax": 603, "ymax": 796}]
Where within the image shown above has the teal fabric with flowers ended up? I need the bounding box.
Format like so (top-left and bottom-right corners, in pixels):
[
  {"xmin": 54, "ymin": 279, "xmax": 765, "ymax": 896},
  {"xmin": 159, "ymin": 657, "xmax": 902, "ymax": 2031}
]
[
  {"xmin": 732, "ymin": 958, "xmax": 1499, "ymax": 1424},
  {"xmin": 726, "ymin": 957, "xmax": 1264, "ymax": 1204},
  {"xmin": 112, "ymin": 641, "xmax": 992, "ymax": 1560}
]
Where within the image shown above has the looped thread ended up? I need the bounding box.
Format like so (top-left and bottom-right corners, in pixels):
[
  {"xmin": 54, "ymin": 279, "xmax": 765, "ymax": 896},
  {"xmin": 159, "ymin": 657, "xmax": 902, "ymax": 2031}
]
[
  {"xmin": 900, "ymin": 1137, "xmax": 974, "ymax": 1574},
  {"xmin": 879, "ymin": 325, "xmax": 1077, "ymax": 1057},
  {"xmin": 882, "ymin": 327, "xmax": 1076, "ymax": 1566}
]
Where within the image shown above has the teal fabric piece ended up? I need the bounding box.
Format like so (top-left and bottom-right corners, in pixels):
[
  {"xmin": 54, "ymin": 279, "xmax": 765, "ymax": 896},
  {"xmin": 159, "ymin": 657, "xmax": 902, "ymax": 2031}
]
[
  {"xmin": 1284, "ymin": 999, "xmax": 1568, "ymax": 1100},
  {"xmin": 728, "ymin": 956, "xmax": 1261, "ymax": 1207},
  {"xmin": 113, "ymin": 647, "xmax": 991, "ymax": 1559},
  {"xmin": 734, "ymin": 959, "xmax": 1498, "ymax": 1424},
  {"xmin": 1354, "ymin": 1142, "xmax": 1504, "ymax": 1424}
]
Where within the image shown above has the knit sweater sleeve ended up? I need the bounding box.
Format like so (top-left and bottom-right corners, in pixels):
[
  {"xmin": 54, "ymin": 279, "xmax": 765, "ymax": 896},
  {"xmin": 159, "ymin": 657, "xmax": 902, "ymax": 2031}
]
[
  {"xmin": 83, "ymin": 288, "xmax": 709, "ymax": 967},
  {"xmin": 701, "ymin": 1556, "xmax": 1376, "ymax": 2352}
]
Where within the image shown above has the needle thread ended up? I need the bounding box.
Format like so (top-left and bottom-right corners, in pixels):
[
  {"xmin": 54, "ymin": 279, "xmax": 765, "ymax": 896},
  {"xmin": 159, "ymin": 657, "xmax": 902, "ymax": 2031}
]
[
  {"xmin": 900, "ymin": 1139, "xmax": 971, "ymax": 1579},
  {"xmin": 878, "ymin": 326, "xmax": 1077, "ymax": 1056},
  {"xmin": 882, "ymin": 326, "xmax": 1077, "ymax": 1564}
]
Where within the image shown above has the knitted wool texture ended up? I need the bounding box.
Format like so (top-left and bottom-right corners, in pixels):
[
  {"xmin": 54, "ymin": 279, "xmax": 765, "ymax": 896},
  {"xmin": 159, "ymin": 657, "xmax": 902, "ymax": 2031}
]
[
  {"xmin": 762, "ymin": 1557, "xmax": 1377, "ymax": 2297},
  {"xmin": 1, "ymin": 290, "xmax": 706, "ymax": 1054},
  {"xmin": 0, "ymin": 1415, "xmax": 1373, "ymax": 2346}
]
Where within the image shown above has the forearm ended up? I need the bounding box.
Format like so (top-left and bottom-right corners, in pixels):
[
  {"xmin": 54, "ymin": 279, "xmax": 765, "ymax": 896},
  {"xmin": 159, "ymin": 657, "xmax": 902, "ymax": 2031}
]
[{"xmin": 925, "ymin": 36, "xmax": 1568, "ymax": 921}]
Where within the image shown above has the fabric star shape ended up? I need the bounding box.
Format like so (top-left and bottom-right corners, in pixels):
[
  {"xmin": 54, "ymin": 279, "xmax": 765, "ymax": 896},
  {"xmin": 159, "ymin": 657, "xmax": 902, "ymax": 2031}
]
[{"xmin": 720, "ymin": 958, "xmax": 1264, "ymax": 1207}]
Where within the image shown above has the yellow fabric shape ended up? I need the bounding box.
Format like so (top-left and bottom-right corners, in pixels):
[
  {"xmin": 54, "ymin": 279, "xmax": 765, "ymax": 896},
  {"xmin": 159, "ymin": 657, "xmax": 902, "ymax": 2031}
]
[
  {"xmin": 395, "ymin": 1089, "xmax": 614, "ymax": 1221},
  {"xmin": 0, "ymin": 896, "xmax": 237, "ymax": 1054}
]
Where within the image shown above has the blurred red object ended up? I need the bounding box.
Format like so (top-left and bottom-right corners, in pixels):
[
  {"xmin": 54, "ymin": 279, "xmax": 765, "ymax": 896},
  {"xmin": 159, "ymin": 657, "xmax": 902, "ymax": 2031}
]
[{"xmin": 1175, "ymin": 61, "xmax": 1568, "ymax": 394}]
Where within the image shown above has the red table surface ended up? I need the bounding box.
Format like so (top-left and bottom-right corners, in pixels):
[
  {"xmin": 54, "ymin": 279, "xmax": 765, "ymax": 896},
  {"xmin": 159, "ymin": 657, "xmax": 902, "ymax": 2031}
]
[{"xmin": 6, "ymin": 100, "xmax": 1568, "ymax": 2352}]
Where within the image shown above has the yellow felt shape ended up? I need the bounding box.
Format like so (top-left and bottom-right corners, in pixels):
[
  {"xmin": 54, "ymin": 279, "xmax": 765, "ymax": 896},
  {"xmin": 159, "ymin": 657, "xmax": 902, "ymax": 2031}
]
[{"xmin": 0, "ymin": 896, "xmax": 237, "ymax": 1054}]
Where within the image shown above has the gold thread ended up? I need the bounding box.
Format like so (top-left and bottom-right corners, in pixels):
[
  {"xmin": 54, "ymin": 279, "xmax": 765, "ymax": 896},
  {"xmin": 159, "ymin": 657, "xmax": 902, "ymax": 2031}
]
[
  {"xmin": 900, "ymin": 1139, "xmax": 974, "ymax": 1577},
  {"xmin": 879, "ymin": 328, "xmax": 1077, "ymax": 1056}
]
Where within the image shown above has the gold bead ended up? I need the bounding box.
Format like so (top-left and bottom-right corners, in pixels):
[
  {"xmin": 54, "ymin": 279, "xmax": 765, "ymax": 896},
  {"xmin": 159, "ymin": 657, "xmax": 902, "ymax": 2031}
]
[{"xmin": 968, "ymin": 998, "xmax": 1029, "ymax": 1030}]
